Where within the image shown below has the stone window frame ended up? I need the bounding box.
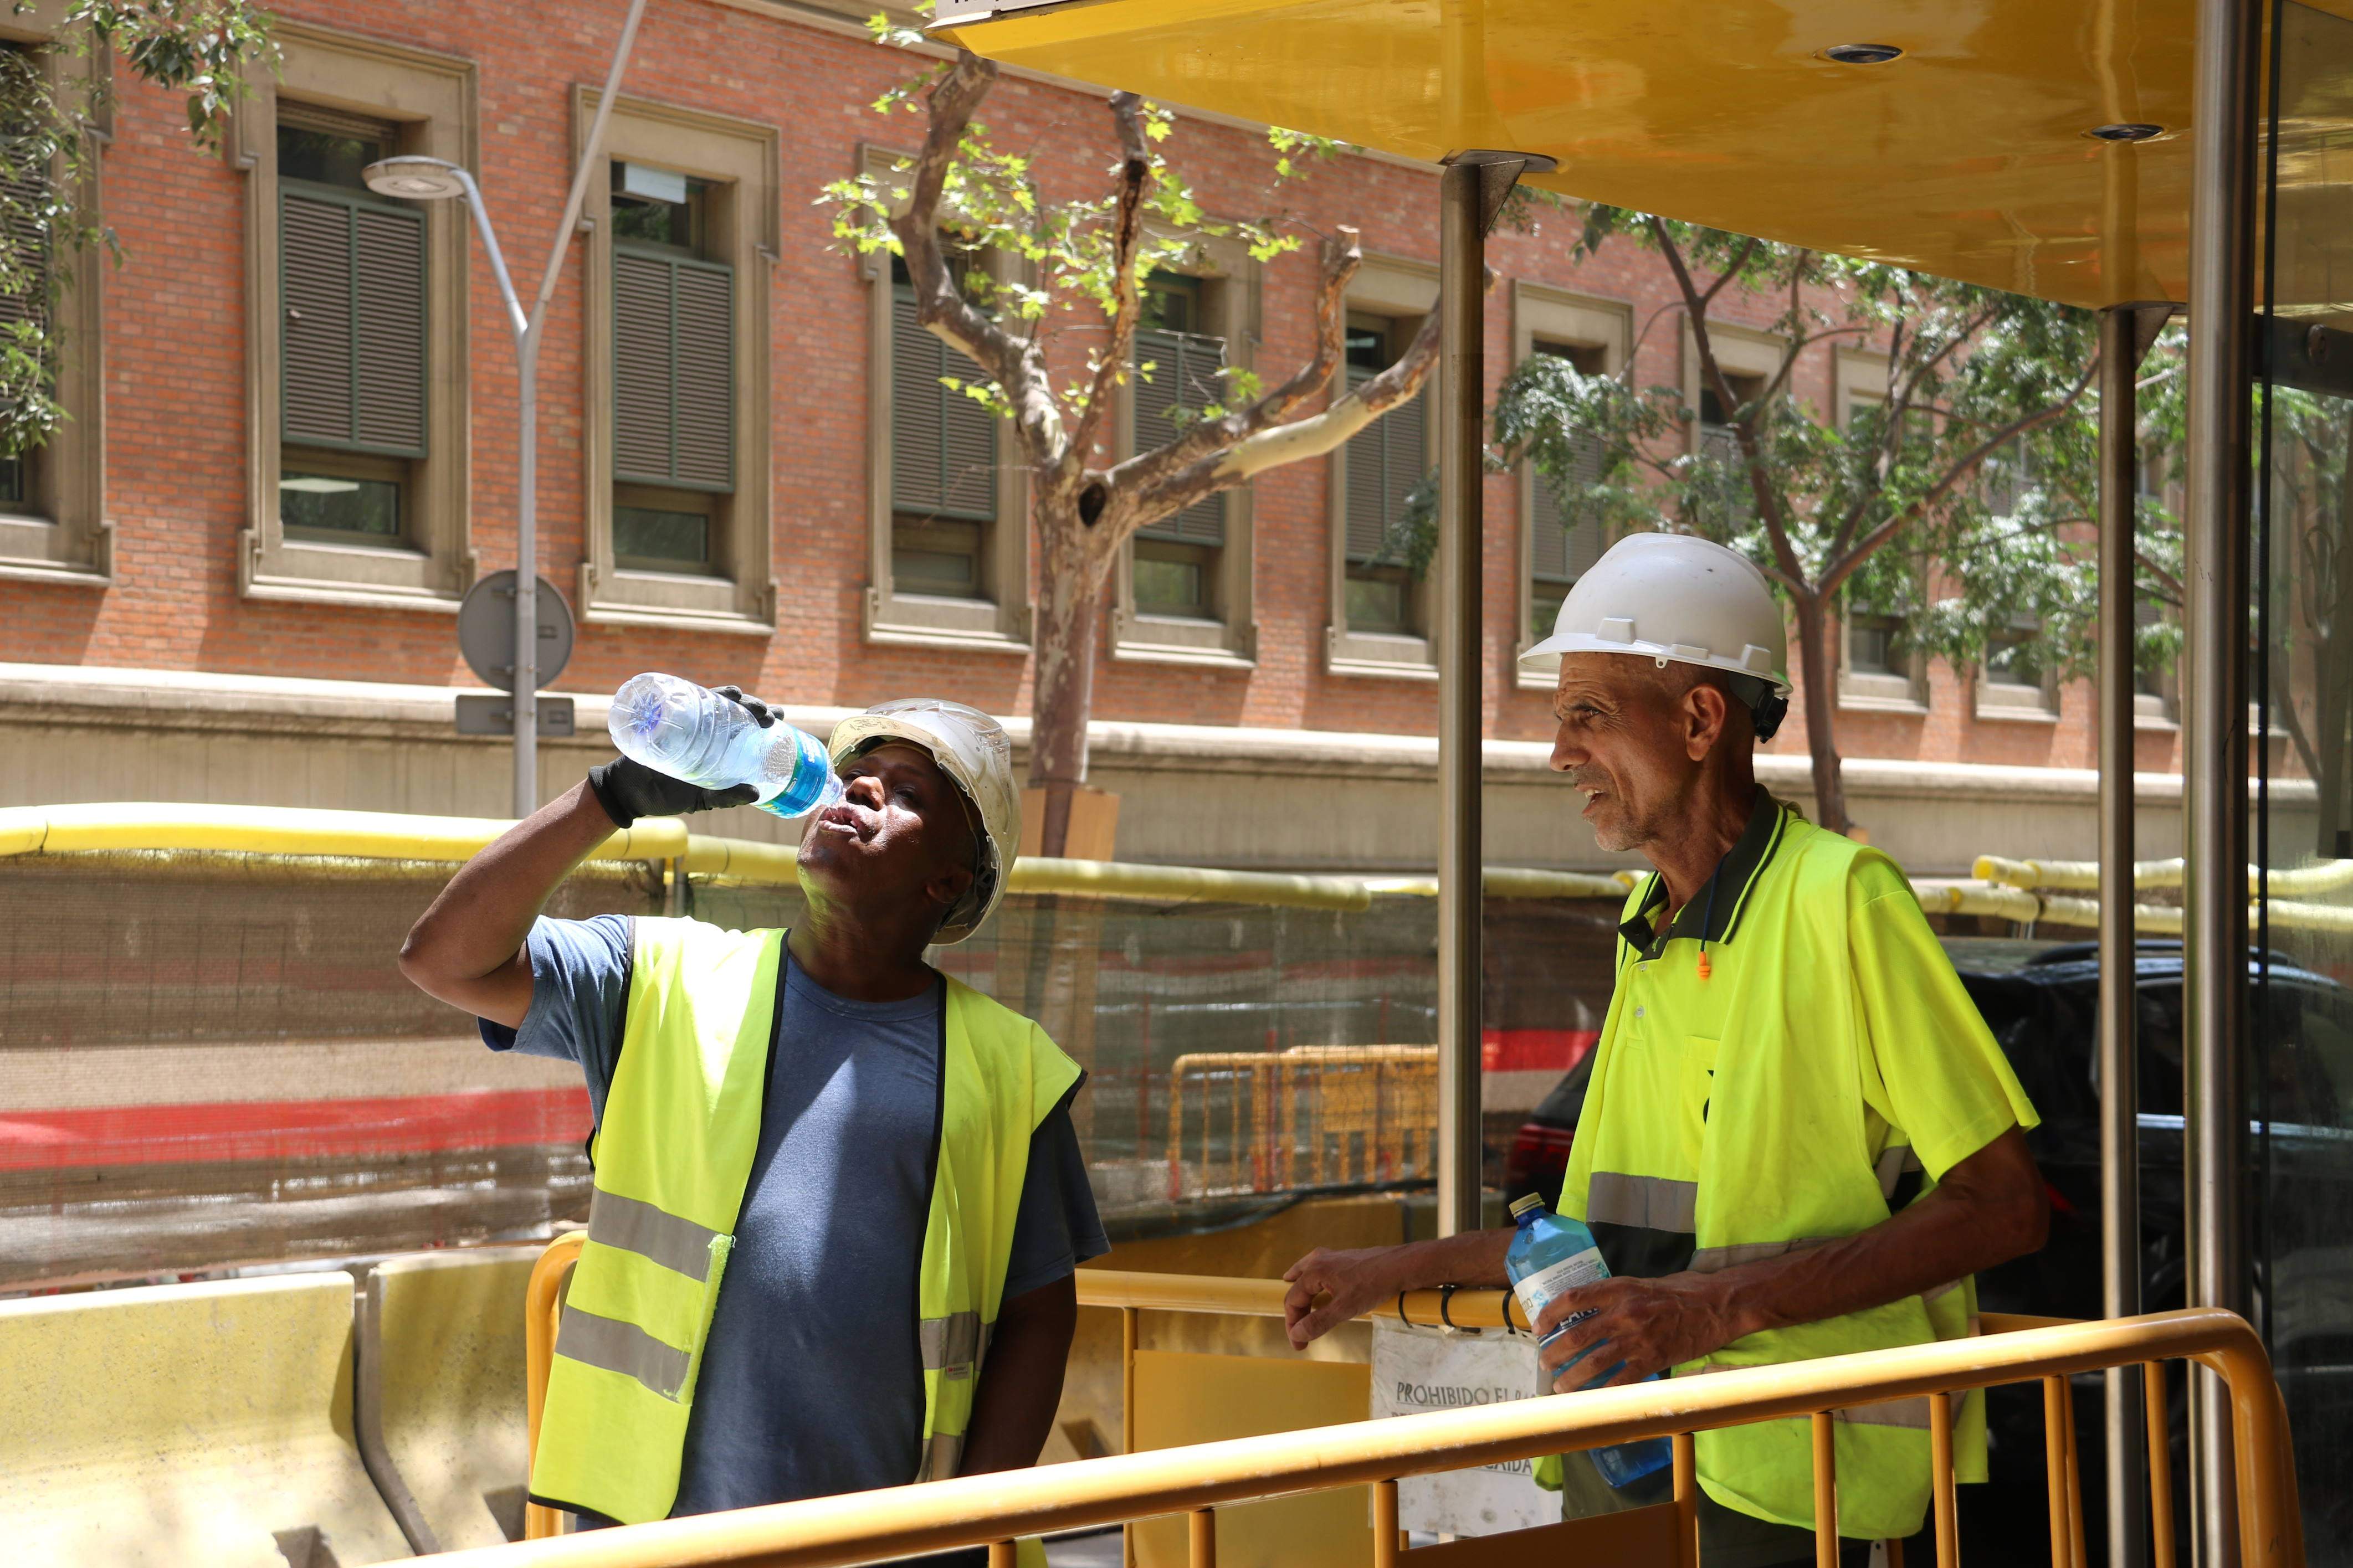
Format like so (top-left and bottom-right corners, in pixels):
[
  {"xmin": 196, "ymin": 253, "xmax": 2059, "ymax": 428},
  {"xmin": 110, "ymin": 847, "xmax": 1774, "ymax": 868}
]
[
  {"xmin": 1681, "ymin": 316, "xmax": 1784, "ymax": 452},
  {"xmin": 1510, "ymin": 281, "xmax": 1631, "ymax": 691},
  {"xmin": 575, "ymin": 88, "xmax": 778, "ymax": 635},
  {"xmin": 1109, "ymin": 234, "xmax": 1260, "ymax": 669},
  {"xmin": 1831, "ymin": 350, "xmax": 1931, "ymax": 714},
  {"xmin": 232, "ymin": 22, "xmax": 476, "ymax": 611},
  {"xmin": 856, "ymin": 143, "xmax": 1032, "ymax": 656},
  {"xmin": 0, "ymin": 6, "xmax": 107, "ymax": 589},
  {"xmin": 1325, "ymin": 250, "xmax": 1438, "ymax": 681}
]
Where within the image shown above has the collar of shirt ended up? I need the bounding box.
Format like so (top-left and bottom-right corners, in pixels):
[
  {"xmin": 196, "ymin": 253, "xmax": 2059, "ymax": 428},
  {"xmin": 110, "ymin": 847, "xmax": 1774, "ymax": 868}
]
[{"xmin": 1617, "ymin": 790, "xmax": 1792, "ymax": 962}]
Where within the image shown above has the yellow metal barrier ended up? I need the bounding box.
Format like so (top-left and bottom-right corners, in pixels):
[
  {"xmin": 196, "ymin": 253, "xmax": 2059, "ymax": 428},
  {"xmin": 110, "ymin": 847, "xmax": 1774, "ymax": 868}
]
[
  {"xmin": 1165, "ymin": 1047, "xmax": 1438, "ymax": 1200},
  {"xmin": 513, "ymin": 1243, "xmax": 2295, "ymax": 1568}
]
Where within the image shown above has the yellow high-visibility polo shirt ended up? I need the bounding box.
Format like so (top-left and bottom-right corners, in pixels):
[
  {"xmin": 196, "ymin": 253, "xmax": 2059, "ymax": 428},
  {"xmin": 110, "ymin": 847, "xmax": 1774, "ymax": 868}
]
[{"xmin": 1556, "ymin": 790, "xmax": 2041, "ymax": 1535}]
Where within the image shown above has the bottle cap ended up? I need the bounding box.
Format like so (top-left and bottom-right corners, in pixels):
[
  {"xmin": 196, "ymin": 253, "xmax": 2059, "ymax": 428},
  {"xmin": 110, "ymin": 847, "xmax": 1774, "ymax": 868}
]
[{"xmin": 1508, "ymin": 1194, "xmax": 1546, "ymax": 1219}]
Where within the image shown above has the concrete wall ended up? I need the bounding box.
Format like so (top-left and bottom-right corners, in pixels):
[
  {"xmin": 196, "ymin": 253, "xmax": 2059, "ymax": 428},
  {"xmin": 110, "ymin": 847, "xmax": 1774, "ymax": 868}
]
[{"xmin": 0, "ymin": 663, "xmax": 2203, "ymax": 877}]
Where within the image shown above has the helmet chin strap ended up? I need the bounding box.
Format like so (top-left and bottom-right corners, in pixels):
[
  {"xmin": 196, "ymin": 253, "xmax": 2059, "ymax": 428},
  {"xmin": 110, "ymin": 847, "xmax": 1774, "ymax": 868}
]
[{"xmin": 1751, "ymin": 692, "xmax": 1789, "ymax": 743}]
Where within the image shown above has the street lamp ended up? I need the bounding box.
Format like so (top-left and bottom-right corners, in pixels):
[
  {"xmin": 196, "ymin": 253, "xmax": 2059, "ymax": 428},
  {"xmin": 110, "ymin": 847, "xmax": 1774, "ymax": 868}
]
[
  {"xmin": 359, "ymin": 0, "xmax": 650, "ymax": 819},
  {"xmin": 363, "ymin": 154, "xmax": 540, "ymax": 816}
]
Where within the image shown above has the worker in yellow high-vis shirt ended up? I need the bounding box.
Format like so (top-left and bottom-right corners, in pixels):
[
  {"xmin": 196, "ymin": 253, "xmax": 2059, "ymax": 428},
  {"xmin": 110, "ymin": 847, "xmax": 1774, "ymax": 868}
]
[{"xmin": 1283, "ymin": 533, "xmax": 2048, "ymax": 1566}]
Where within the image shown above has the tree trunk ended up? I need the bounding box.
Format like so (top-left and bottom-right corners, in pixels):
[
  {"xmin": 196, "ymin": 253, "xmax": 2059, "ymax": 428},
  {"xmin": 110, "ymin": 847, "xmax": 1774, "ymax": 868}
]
[
  {"xmin": 1788, "ymin": 592, "xmax": 1852, "ymax": 835},
  {"xmin": 1028, "ymin": 505, "xmax": 1105, "ymax": 858}
]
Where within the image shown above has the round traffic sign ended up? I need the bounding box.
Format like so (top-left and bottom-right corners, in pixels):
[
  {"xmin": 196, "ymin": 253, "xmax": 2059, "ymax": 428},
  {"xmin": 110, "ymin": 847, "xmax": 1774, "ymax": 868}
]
[{"xmin": 458, "ymin": 571, "xmax": 575, "ymax": 692}]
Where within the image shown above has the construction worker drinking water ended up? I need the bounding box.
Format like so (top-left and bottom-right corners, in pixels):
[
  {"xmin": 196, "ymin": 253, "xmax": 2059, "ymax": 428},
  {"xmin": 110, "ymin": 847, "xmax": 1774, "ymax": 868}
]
[{"xmin": 399, "ymin": 691, "xmax": 1105, "ymax": 1553}]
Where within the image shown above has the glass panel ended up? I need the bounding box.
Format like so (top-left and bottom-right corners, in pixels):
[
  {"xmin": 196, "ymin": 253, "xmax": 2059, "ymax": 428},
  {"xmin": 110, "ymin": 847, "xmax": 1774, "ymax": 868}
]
[
  {"xmin": 280, "ymin": 470, "xmax": 399, "ymax": 538},
  {"xmin": 1134, "ymin": 541, "xmax": 1210, "ymax": 618},
  {"xmin": 2257, "ymin": 8, "xmax": 2353, "ymax": 1554},
  {"xmin": 1345, "ymin": 569, "xmax": 1409, "ymax": 634},
  {"xmin": 613, "ymin": 505, "xmax": 710, "ymax": 568},
  {"xmin": 893, "ymin": 515, "xmax": 983, "ymax": 597},
  {"xmin": 609, "ymin": 161, "xmax": 710, "ymax": 255},
  {"xmin": 276, "ymin": 125, "xmax": 384, "ymax": 190},
  {"xmin": 0, "ymin": 454, "xmax": 25, "ymax": 508}
]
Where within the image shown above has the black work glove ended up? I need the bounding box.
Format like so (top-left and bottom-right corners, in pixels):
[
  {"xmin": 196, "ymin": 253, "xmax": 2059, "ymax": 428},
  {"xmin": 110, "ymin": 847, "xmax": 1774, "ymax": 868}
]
[{"xmin": 588, "ymin": 684, "xmax": 776, "ymax": 827}]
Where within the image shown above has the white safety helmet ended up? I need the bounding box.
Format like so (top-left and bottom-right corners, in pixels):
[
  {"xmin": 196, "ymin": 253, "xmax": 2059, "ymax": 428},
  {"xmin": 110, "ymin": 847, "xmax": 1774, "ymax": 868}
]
[
  {"xmin": 828, "ymin": 698, "xmax": 1019, "ymax": 943},
  {"xmin": 1521, "ymin": 531, "xmax": 1792, "ymax": 736}
]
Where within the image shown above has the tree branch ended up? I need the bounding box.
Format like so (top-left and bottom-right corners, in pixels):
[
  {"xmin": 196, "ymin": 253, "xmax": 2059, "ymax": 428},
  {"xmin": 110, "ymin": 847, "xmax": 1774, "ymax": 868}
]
[
  {"xmin": 1114, "ymin": 262, "xmax": 1490, "ymax": 527},
  {"xmin": 1065, "ymin": 89, "xmax": 1155, "ymax": 479},
  {"xmin": 1821, "ymin": 357, "xmax": 2100, "ymax": 596},
  {"xmin": 1652, "ymin": 215, "xmax": 1806, "ymax": 589},
  {"xmin": 890, "ymin": 52, "xmax": 1067, "ymax": 472}
]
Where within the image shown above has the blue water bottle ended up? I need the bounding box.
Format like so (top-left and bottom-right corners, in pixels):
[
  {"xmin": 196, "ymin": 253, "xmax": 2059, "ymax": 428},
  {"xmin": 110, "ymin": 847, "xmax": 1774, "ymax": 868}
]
[{"xmin": 1504, "ymin": 1192, "xmax": 1673, "ymax": 1487}]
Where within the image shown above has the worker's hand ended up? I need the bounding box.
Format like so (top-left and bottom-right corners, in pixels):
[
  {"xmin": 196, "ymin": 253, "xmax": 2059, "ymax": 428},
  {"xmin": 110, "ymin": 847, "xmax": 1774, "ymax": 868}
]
[
  {"xmin": 1283, "ymin": 1246, "xmax": 1401, "ymax": 1348},
  {"xmin": 1533, "ymin": 1272, "xmax": 1737, "ymax": 1391},
  {"xmin": 586, "ymin": 685, "xmax": 773, "ymax": 828}
]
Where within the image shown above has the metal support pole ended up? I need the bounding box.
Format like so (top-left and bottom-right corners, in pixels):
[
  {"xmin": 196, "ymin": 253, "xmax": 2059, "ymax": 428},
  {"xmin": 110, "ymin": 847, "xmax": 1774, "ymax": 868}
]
[
  {"xmin": 2099, "ymin": 301, "xmax": 2167, "ymax": 1568},
  {"xmin": 1434, "ymin": 151, "xmax": 1547, "ymax": 1235},
  {"xmin": 1435, "ymin": 158, "xmax": 1485, "ymax": 1237},
  {"xmin": 2183, "ymin": 0, "xmax": 2259, "ymax": 1551}
]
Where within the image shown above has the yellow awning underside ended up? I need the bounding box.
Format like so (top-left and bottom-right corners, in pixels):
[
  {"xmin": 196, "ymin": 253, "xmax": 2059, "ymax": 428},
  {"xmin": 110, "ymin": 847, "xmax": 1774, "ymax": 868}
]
[{"xmin": 941, "ymin": 0, "xmax": 2207, "ymax": 310}]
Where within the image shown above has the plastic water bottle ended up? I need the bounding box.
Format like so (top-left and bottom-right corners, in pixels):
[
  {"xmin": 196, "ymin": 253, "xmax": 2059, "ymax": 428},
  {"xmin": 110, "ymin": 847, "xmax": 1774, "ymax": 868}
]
[
  {"xmin": 607, "ymin": 672, "xmax": 844, "ymax": 819},
  {"xmin": 1504, "ymin": 1192, "xmax": 1673, "ymax": 1488}
]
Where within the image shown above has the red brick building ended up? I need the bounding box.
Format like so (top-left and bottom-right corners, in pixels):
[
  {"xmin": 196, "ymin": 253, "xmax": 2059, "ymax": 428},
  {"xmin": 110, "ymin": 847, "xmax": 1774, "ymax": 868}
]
[{"xmin": 0, "ymin": 0, "xmax": 2181, "ymax": 875}]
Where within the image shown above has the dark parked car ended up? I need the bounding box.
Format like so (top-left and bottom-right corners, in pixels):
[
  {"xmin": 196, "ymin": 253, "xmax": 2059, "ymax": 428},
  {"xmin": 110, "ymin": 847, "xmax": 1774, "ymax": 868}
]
[{"xmin": 1501, "ymin": 937, "xmax": 2353, "ymax": 1559}]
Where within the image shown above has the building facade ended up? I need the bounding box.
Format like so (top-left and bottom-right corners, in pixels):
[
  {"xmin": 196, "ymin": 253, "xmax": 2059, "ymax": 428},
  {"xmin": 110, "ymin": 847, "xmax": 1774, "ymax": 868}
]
[{"xmin": 0, "ymin": 0, "xmax": 2187, "ymax": 875}]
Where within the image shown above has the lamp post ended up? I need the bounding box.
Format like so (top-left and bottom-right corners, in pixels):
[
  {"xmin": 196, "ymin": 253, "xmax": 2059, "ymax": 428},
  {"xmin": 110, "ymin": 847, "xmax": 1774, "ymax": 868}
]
[{"xmin": 362, "ymin": 0, "xmax": 650, "ymax": 818}]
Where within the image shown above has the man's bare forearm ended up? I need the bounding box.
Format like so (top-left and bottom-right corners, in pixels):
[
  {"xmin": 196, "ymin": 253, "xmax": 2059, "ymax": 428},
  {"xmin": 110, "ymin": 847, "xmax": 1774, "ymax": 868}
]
[
  {"xmin": 1709, "ymin": 1127, "xmax": 2047, "ymax": 1342},
  {"xmin": 958, "ymin": 1275, "xmax": 1076, "ymax": 1476},
  {"xmin": 397, "ymin": 782, "xmax": 618, "ymax": 1024},
  {"xmin": 1530, "ymin": 1127, "xmax": 2050, "ymax": 1385}
]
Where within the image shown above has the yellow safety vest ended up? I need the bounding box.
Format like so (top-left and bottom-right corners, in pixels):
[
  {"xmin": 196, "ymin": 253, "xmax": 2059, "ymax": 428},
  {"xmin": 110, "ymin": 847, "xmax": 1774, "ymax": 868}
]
[
  {"xmin": 1550, "ymin": 807, "xmax": 2002, "ymax": 1541},
  {"xmin": 530, "ymin": 917, "xmax": 1083, "ymax": 1525}
]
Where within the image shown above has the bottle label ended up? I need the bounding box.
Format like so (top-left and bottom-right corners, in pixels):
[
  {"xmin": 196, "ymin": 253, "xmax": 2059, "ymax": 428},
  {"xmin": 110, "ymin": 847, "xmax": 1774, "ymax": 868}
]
[{"xmin": 1511, "ymin": 1245, "xmax": 1607, "ymax": 1344}]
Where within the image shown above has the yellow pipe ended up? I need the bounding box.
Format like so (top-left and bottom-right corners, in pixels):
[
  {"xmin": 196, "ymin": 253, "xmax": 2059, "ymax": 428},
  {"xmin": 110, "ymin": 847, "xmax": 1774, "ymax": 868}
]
[
  {"xmin": 453, "ymin": 1308, "xmax": 2298, "ymax": 1568},
  {"xmin": 1975, "ymin": 851, "xmax": 2353, "ymax": 899},
  {"xmin": 524, "ymin": 1230, "xmax": 586, "ymax": 1541},
  {"xmin": 0, "ymin": 803, "xmax": 688, "ymax": 864}
]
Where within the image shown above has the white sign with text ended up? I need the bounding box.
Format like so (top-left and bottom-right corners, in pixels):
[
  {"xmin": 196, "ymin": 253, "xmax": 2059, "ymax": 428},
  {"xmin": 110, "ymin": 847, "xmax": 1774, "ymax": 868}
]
[{"xmin": 1369, "ymin": 1318, "xmax": 1556, "ymax": 1536}]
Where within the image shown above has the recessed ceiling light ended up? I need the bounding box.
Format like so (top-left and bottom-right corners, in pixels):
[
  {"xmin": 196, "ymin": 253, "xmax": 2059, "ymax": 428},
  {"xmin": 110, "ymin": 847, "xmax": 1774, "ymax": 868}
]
[
  {"xmin": 2086, "ymin": 122, "xmax": 2167, "ymax": 142},
  {"xmin": 1819, "ymin": 43, "xmax": 1904, "ymax": 64}
]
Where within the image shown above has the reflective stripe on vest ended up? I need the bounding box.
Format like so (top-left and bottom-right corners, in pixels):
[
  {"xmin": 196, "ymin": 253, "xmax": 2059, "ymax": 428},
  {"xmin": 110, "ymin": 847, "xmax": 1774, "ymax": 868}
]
[
  {"xmin": 529, "ymin": 919, "xmax": 1083, "ymax": 1525},
  {"xmin": 1558, "ymin": 808, "xmax": 2004, "ymax": 1540},
  {"xmin": 555, "ymin": 1304, "xmax": 694, "ymax": 1400}
]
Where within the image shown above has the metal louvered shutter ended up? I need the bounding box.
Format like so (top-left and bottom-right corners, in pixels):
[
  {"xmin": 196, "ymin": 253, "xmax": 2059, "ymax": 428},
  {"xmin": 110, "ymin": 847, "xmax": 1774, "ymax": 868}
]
[
  {"xmin": 280, "ymin": 188, "xmax": 425, "ymax": 456},
  {"xmin": 1344, "ymin": 364, "xmax": 1426, "ymax": 563},
  {"xmin": 352, "ymin": 208, "xmax": 425, "ymax": 453},
  {"xmin": 1134, "ymin": 326, "xmax": 1226, "ymax": 545},
  {"xmin": 612, "ymin": 251, "xmax": 736, "ymax": 492},
  {"xmin": 673, "ymin": 261, "xmax": 733, "ymax": 489},
  {"xmin": 0, "ymin": 160, "xmax": 48, "ymax": 341},
  {"xmin": 1531, "ymin": 433, "xmax": 1606, "ymax": 582},
  {"xmin": 612, "ymin": 253, "xmax": 674, "ymax": 481},
  {"xmin": 891, "ymin": 286, "xmax": 996, "ymax": 522}
]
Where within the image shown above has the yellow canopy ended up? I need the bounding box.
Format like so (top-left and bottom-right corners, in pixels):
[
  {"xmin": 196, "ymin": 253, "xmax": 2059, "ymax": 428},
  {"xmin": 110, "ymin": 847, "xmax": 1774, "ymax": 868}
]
[{"xmin": 940, "ymin": 0, "xmax": 2207, "ymax": 310}]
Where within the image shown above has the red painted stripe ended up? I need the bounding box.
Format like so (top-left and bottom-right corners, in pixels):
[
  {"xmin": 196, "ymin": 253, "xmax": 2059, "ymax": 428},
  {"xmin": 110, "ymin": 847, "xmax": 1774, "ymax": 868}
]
[
  {"xmin": 1480, "ymin": 1027, "xmax": 1599, "ymax": 1073},
  {"xmin": 0, "ymin": 1088, "xmax": 592, "ymax": 1171}
]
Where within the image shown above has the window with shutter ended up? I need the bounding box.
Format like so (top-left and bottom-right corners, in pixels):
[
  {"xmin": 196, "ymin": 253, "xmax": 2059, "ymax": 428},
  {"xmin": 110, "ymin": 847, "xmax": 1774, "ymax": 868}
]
[
  {"xmin": 0, "ymin": 135, "xmax": 50, "ymax": 511},
  {"xmin": 1132, "ymin": 326, "xmax": 1226, "ymax": 546},
  {"xmin": 276, "ymin": 114, "xmax": 427, "ymax": 546},
  {"xmin": 890, "ymin": 262, "xmax": 998, "ymax": 601},
  {"xmin": 1341, "ymin": 363, "xmax": 1427, "ymax": 564}
]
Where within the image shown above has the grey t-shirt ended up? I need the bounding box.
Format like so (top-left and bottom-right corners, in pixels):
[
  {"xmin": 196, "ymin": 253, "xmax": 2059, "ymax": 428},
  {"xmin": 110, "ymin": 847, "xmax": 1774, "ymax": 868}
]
[{"xmin": 485, "ymin": 914, "xmax": 1108, "ymax": 1518}]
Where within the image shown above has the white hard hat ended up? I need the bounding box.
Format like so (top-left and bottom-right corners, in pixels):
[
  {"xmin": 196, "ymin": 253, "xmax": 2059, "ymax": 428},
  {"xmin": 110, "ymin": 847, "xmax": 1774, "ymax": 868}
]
[
  {"xmin": 828, "ymin": 698, "xmax": 1018, "ymax": 943},
  {"xmin": 1521, "ymin": 531, "xmax": 1791, "ymax": 695}
]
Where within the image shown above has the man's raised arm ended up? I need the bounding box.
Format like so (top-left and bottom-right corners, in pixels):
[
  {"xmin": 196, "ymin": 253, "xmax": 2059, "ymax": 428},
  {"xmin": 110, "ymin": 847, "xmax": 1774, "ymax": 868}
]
[{"xmin": 397, "ymin": 782, "xmax": 620, "ymax": 1028}]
